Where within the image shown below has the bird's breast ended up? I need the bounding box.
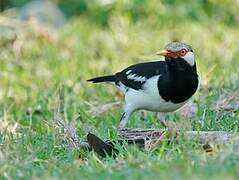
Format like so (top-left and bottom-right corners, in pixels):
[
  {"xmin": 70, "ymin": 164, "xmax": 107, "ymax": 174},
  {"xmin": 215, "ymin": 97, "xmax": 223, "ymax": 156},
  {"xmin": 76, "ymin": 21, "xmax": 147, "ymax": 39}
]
[{"xmin": 157, "ymin": 73, "xmax": 198, "ymax": 103}]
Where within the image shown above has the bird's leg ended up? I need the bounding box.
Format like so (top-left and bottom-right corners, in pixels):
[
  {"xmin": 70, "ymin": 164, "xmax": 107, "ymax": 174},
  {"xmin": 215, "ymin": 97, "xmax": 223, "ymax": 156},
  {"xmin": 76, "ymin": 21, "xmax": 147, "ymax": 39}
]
[
  {"xmin": 160, "ymin": 119, "xmax": 167, "ymax": 128},
  {"xmin": 118, "ymin": 106, "xmax": 134, "ymax": 131},
  {"xmin": 157, "ymin": 113, "xmax": 167, "ymax": 128},
  {"xmin": 118, "ymin": 112, "xmax": 130, "ymax": 130},
  {"xmin": 119, "ymin": 112, "xmax": 127, "ymax": 129},
  {"xmin": 157, "ymin": 113, "xmax": 178, "ymax": 137}
]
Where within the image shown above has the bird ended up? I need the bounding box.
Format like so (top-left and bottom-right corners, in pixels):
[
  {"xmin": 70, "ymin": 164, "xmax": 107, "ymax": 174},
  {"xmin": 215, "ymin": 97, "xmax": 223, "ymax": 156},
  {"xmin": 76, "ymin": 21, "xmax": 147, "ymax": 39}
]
[{"xmin": 87, "ymin": 42, "xmax": 199, "ymax": 130}]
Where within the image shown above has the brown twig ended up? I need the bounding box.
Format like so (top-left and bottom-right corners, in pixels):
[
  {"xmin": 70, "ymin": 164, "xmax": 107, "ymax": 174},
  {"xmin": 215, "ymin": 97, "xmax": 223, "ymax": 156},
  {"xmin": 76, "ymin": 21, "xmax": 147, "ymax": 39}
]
[{"xmin": 118, "ymin": 128, "xmax": 238, "ymax": 145}]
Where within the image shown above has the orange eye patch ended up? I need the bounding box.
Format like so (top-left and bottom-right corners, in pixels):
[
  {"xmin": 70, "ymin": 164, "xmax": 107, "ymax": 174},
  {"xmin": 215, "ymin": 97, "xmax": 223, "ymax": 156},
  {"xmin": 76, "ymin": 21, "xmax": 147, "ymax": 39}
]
[{"xmin": 166, "ymin": 48, "xmax": 188, "ymax": 58}]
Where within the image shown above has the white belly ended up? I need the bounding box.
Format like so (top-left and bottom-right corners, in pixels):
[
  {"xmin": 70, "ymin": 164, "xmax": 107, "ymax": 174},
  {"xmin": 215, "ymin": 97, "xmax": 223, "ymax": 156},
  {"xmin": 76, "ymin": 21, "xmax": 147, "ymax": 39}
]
[{"xmin": 124, "ymin": 76, "xmax": 188, "ymax": 112}]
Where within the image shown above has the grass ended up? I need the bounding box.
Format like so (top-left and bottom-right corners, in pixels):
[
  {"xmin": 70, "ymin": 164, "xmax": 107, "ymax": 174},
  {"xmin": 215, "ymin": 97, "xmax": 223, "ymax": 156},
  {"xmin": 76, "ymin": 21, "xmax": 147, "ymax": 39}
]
[{"xmin": 1, "ymin": 4, "xmax": 239, "ymax": 179}]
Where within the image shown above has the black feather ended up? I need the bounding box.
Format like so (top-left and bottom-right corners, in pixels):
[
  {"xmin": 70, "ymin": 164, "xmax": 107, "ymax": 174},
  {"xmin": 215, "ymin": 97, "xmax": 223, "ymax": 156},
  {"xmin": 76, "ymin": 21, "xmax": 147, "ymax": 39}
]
[
  {"xmin": 115, "ymin": 61, "xmax": 165, "ymax": 90},
  {"xmin": 87, "ymin": 75, "xmax": 116, "ymax": 83}
]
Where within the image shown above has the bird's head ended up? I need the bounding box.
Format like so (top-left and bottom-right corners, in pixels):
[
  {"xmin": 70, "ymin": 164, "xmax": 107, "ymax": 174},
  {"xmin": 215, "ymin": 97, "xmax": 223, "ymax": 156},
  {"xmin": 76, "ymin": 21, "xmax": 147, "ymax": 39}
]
[{"xmin": 156, "ymin": 42, "xmax": 195, "ymax": 67}]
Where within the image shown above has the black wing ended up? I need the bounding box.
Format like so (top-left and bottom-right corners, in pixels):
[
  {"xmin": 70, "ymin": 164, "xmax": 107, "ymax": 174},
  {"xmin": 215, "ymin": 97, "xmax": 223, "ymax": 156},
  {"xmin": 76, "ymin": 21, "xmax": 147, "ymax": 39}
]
[{"xmin": 115, "ymin": 61, "xmax": 166, "ymax": 90}]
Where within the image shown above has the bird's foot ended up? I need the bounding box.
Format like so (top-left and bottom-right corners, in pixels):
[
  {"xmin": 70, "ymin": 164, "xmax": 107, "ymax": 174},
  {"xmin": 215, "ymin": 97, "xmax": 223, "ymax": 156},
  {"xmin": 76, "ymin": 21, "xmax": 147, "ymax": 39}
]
[
  {"xmin": 160, "ymin": 119, "xmax": 167, "ymax": 128},
  {"xmin": 160, "ymin": 119, "xmax": 178, "ymax": 137}
]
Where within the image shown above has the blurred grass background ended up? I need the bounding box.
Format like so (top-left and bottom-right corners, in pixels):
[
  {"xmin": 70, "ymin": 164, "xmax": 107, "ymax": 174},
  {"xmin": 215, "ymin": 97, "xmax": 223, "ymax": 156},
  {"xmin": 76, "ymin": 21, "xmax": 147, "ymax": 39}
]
[{"xmin": 0, "ymin": 0, "xmax": 239, "ymax": 179}]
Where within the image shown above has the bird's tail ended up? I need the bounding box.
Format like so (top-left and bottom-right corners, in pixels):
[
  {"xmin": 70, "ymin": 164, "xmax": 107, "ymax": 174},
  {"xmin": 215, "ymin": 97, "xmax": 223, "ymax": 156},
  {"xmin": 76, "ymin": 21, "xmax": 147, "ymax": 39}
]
[{"xmin": 87, "ymin": 75, "xmax": 116, "ymax": 83}]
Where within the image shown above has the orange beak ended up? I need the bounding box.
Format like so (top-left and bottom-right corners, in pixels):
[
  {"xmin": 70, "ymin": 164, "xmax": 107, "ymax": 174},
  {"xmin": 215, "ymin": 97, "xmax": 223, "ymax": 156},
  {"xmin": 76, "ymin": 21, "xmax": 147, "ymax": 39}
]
[{"xmin": 156, "ymin": 49, "xmax": 169, "ymax": 56}]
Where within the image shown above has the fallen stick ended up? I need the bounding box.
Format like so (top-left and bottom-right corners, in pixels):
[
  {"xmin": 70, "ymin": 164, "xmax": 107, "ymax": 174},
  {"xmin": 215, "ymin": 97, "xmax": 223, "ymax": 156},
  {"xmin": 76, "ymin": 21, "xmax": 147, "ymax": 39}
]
[
  {"xmin": 85, "ymin": 128, "xmax": 239, "ymax": 157},
  {"xmin": 119, "ymin": 128, "xmax": 238, "ymax": 144}
]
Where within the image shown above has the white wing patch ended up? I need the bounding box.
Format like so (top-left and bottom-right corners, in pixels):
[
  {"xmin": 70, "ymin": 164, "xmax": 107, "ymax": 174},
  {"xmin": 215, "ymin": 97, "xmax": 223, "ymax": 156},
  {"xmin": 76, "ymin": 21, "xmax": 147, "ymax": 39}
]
[
  {"xmin": 127, "ymin": 73, "xmax": 147, "ymax": 82},
  {"xmin": 126, "ymin": 70, "xmax": 132, "ymax": 75}
]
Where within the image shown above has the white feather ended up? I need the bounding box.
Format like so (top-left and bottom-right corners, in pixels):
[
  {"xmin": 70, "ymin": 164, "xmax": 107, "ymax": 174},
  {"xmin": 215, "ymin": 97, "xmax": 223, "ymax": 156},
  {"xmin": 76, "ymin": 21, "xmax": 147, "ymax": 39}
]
[
  {"xmin": 127, "ymin": 73, "xmax": 147, "ymax": 82},
  {"xmin": 182, "ymin": 51, "xmax": 195, "ymax": 66},
  {"xmin": 126, "ymin": 70, "xmax": 132, "ymax": 75},
  {"xmin": 116, "ymin": 82, "xmax": 128, "ymax": 93}
]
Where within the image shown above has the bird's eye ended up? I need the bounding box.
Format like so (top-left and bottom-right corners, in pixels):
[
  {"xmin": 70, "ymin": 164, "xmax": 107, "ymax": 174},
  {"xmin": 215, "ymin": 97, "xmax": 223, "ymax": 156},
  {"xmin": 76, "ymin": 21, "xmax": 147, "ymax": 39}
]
[{"xmin": 180, "ymin": 49, "xmax": 187, "ymax": 56}]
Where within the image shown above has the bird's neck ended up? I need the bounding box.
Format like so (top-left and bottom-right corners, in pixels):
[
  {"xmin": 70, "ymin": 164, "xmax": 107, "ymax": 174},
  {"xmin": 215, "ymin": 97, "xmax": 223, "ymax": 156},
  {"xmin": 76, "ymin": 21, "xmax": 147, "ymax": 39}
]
[
  {"xmin": 166, "ymin": 59, "xmax": 198, "ymax": 78},
  {"xmin": 166, "ymin": 60, "xmax": 198, "ymax": 98},
  {"xmin": 157, "ymin": 59, "xmax": 198, "ymax": 104}
]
